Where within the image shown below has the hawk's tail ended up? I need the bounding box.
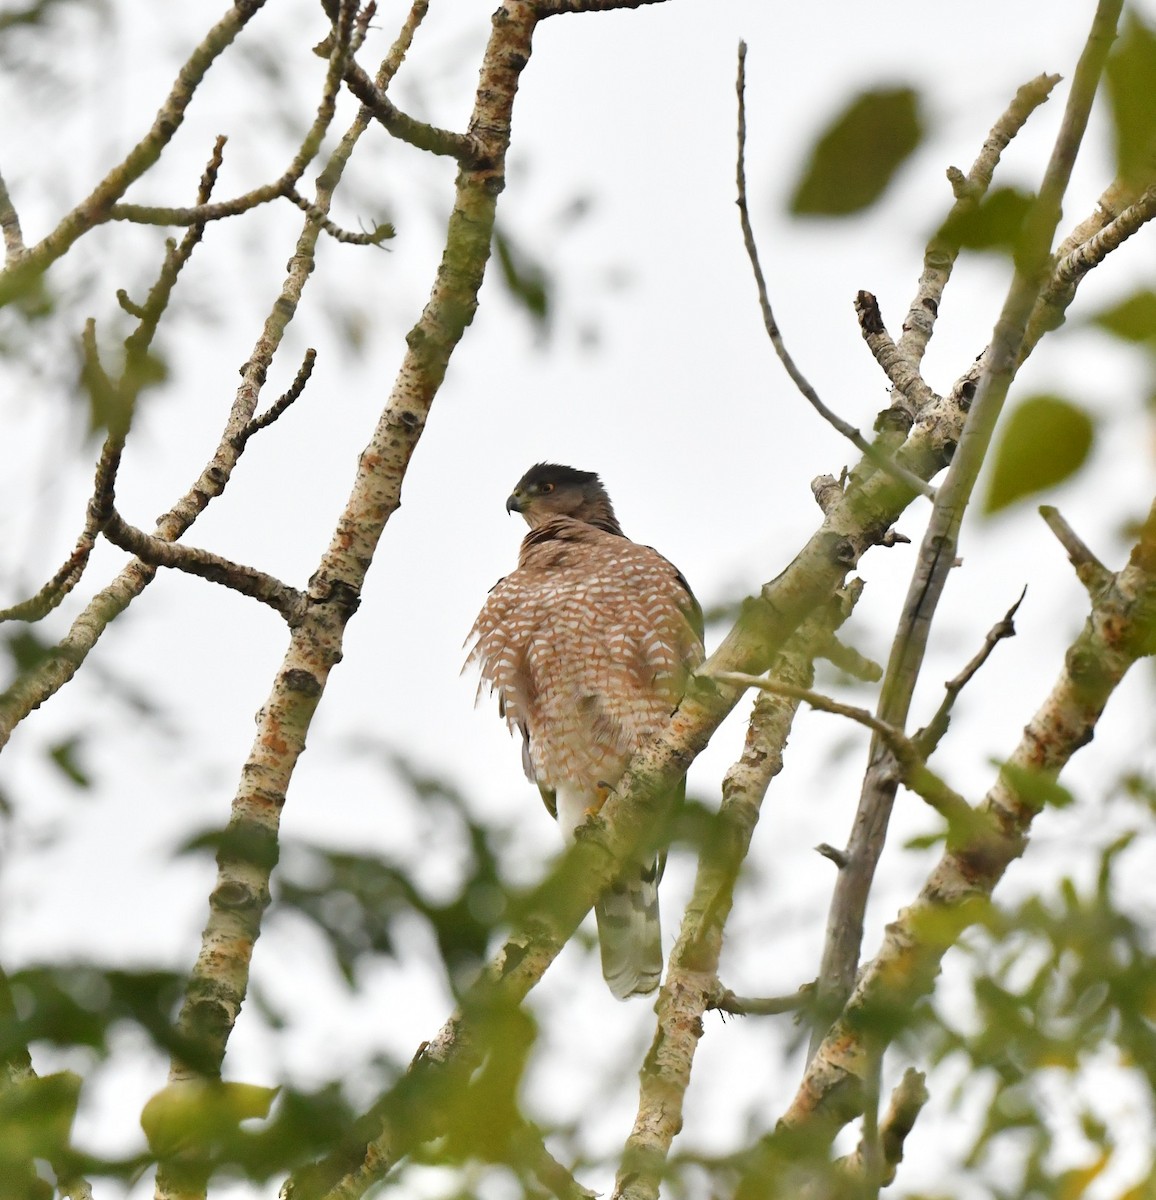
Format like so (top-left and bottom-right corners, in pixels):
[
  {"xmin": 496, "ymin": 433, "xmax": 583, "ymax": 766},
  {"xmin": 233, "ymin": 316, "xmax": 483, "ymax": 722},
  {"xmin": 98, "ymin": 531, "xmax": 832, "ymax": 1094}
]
[{"xmin": 595, "ymin": 858, "xmax": 662, "ymax": 1000}]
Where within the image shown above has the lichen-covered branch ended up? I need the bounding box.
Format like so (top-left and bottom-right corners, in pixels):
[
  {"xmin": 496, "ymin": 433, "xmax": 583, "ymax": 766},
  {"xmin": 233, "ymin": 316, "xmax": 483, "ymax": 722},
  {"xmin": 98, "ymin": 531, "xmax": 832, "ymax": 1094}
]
[{"xmin": 343, "ymin": 59, "xmax": 482, "ymax": 162}]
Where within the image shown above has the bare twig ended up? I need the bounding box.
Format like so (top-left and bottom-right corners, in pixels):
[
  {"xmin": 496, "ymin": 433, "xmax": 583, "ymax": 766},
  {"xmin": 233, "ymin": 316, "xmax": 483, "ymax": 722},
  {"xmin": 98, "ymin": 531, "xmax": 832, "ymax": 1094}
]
[
  {"xmin": 238, "ymin": 348, "xmax": 318, "ymax": 444},
  {"xmin": 0, "ymin": 137, "xmax": 226, "ymax": 626},
  {"xmin": 735, "ymin": 44, "xmax": 934, "ymax": 502},
  {"xmin": 806, "ymin": 0, "xmax": 1123, "ymax": 1061},
  {"xmin": 1039, "ymin": 505, "xmax": 1113, "ymax": 593},
  {"xmin": 378, "ymin": 0, "xmax": 427, "ymax": 89},
  {"xmin": 710, "ymin": 987, "xmax": 812, "ymax": 1017},
  {"xmin": 111, "ymin": 22, "xmax": 393, "ymax": 247},
  {"xmin": 817, "ymin": 633, "xmax": 882, "ymax": 682},
  {"xmin": 511, "ymin": 1123, "xmax": 598, "ymax": 1200},
  {"xmin": 913, "ymin": 586, "xmax": 1027, "ymax": 758},
  {"xmin": 1023, "ymin": 182, "xmax": 1156, "ymax": 357}
]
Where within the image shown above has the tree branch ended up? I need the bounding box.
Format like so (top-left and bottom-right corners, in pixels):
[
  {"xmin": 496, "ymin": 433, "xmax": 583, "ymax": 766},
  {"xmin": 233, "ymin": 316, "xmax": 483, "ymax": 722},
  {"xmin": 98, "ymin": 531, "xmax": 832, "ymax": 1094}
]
[
  {"xmin": 896, "ymin": 72, "xmax": 1061, "ymax": 366},
  {"xmin": 0, "ymin": 136, "xmax": 225, "ymax": 626},
  {"xmin": 163, "ymin": 9, "xmax": 548, "ymax": 1199},
  {"xmin": 709, "ymin": 987, "xmax": 812, "ymax": 1017},
  {"xmin": 1039, "ymin": 504, "xmax": 1113, "ymax": 594},
  {"xmin": 100, "ymin": 509, "xmax": 301, "ymax": 619},
  {"xmin": 735, "ymin": 44, "xmax": 934, "ymax": 501},
  {"xmin": 343, "ymin": 59, "xmax": 482, "ymax": 162},
  {"xmin": 0, "ymin": 0, "xmax": 271, "ymax": 308},
  {"xmin": 854, "ymin": 291, "xmax": 941, "ymax": 412},
  {"xmin": 806, "ymin": 0, "xmax": 1124, "ymax": 1060}
]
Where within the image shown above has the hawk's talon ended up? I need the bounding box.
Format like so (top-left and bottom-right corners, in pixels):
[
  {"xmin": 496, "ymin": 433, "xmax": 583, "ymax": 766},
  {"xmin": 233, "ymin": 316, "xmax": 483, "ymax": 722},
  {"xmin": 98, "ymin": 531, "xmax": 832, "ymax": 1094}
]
[{"xmin": 585, "ymin": 781, "xmax": 613, "ymax": 819}]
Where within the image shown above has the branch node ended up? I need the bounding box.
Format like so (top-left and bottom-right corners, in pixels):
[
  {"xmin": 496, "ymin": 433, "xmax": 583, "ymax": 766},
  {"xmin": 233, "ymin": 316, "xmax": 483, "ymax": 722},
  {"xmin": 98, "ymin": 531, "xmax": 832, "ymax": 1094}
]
[{"xmin": 816, "ymin": 843, "xmax": 849, "ymax": 869}]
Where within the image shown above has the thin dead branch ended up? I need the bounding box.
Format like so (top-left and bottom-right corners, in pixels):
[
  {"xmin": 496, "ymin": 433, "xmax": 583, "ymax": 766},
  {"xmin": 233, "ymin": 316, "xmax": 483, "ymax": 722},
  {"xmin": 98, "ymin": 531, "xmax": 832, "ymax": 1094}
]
[
  {"xmin": 735, "ymin": 44, "xmax": 935, "ymax": 502},
  {"xmin": 913, "ymin": 586, "xmax": 1027, "ymax": 758}
]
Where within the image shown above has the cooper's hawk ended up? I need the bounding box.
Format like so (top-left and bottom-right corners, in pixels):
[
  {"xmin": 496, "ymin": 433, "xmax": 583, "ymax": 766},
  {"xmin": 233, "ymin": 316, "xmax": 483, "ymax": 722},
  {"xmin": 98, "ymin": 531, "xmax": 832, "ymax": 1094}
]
[{"xmin": 468, "ymin": 463, "xmax": 704, "ymax": 999}]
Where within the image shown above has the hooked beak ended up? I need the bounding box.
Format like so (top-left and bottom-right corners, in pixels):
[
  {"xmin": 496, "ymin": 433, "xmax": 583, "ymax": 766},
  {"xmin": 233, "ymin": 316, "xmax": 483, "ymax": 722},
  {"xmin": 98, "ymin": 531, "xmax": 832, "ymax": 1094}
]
[{"xmin": 506, "ymin": 490, "xmax": 525, "ymax": 515}]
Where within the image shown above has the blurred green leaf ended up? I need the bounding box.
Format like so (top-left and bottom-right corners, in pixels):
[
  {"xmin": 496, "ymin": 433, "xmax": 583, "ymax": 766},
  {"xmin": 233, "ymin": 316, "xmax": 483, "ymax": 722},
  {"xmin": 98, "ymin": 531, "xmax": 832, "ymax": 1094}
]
[
  {"xmin": 0, "ymin": 1071, "xmax": 81, "ymax": 1161},
  {"xmin": 1087, "ymin": 289, "xmax": 1156, "ymax": 344},
  {"xmin": 1106, "ymin": 13, "xmax": 1156, "ymax": 190},
  {"xmin": 48, "ymin": 735, "xmax": 91, "ymax": 789},
  {"xmin": 939, "ymin": 187, "xmax": 1034, "ymax": 254},
  {"xmin": 789, "ymin": 87, "xmax": 923, "ymax": 216},
  {"xmin": 4, "ymin": 630, "xmax": 57, "ymax": 675},
  {"xmin": 983, "ymin": 394, "xmax": 1094, "ymax": 514},
  {"xmin": 493, "ymin": 227, "xmax": 551, "ymax": 329},
  {"xmin": 141, "ymin": 1079, "xmax": 279, "ymax": 1158},
  {"xmin": 999, "ymin": 761, "xmax": 1076, "ymax": 811}
]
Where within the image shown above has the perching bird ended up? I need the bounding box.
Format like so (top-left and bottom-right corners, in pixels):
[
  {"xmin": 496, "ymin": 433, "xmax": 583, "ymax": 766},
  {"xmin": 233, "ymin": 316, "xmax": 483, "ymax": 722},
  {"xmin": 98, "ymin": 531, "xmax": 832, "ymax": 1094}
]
[{"xmin": 468, "ymin": 463, "xmax": 704, "ymax": 999}]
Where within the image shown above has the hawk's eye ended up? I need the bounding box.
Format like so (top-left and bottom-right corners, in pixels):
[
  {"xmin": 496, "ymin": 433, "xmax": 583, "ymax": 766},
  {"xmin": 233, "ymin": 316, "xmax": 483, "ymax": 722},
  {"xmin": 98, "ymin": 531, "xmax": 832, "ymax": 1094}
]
[{"xmin": 539, "ymin": 482, "xmax": 555, "ymax": 495}]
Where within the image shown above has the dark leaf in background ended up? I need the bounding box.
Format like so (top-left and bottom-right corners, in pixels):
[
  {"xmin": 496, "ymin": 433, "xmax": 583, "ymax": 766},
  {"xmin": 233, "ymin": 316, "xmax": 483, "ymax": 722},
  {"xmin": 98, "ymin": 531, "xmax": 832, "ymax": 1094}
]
[
  {"xmin": 938, "ymin": 187, "xmax": 1034, "ymax": 255},
  {"xmin": 4, "ymin": 629, "xmax": 58, "ymax": 675},
  {"xmin": 789, "ymin": 86, "xmax": 923, "ymax": 216},
  {"xmin": 1087, "ymin": 288, "xmax": 1156, "ymax": 345},
  {"xmin": 48, "ymin": 735, "xmax": 91, "ymax": 789},
  {"xmin": 1106, "ymin": 13, "xmax": 1156, "ymax": 190},
  {"xmin": 493, "ymin": 226, "xmax": 552, "ymax": 329},
  {"xmin": 0, "ymin": 967, "xmax": 190, "ymax": 1065},
  {"xmin": 983, "ymin": 394, "xmax": 1094, "ymax": 514}
]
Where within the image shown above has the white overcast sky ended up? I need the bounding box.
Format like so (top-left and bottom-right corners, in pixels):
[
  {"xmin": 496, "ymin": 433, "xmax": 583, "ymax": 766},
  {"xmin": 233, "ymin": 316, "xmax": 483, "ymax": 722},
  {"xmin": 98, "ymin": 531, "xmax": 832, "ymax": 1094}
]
[{"xmin": 1, "ymin": 2, "xmax": 1155, "ymax": 1197}]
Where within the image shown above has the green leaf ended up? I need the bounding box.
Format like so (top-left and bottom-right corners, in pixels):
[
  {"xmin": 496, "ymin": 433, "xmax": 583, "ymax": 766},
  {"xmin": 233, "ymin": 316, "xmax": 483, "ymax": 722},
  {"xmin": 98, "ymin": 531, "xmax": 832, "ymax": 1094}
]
[
  {"xmin": 0, "ymin": 1072, "xmax": 82, "ymax": 1161},
  {"xmin": 48, "ymin": 736, "xmax": 91, "ymax": 789},
  {"xmin": 1106, "ymin": 13, "xmax": 1156, "ymax": 190},
  {"xmin": 999, "ymin": 761, "xmax": 1076, "ymax": 812},
  {"xmin": 1087, "ymin": 289, "xmax": 1156, "ymax": 344},
  {"xmin": 492, "ymin": 227, "xmax": 551, "ymax": 328},
  {"xmin": 789, "ymin": 87, "xmax": 923, "ymax": 216},
  {"xmin": 983, "ymin": 394, "xmax": 1095, "ymax": 514},
  {"xmin": 938, "ymin": 187, "xmax": 1034, "ymax": 255}
]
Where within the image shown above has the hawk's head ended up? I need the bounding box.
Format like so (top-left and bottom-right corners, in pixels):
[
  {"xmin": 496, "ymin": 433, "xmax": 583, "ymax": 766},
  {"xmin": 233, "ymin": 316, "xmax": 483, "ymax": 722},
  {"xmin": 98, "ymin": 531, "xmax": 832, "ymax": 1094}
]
[{"xmin": 506, "ymin": 463, "xmax": 623, "ymax": 535}]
